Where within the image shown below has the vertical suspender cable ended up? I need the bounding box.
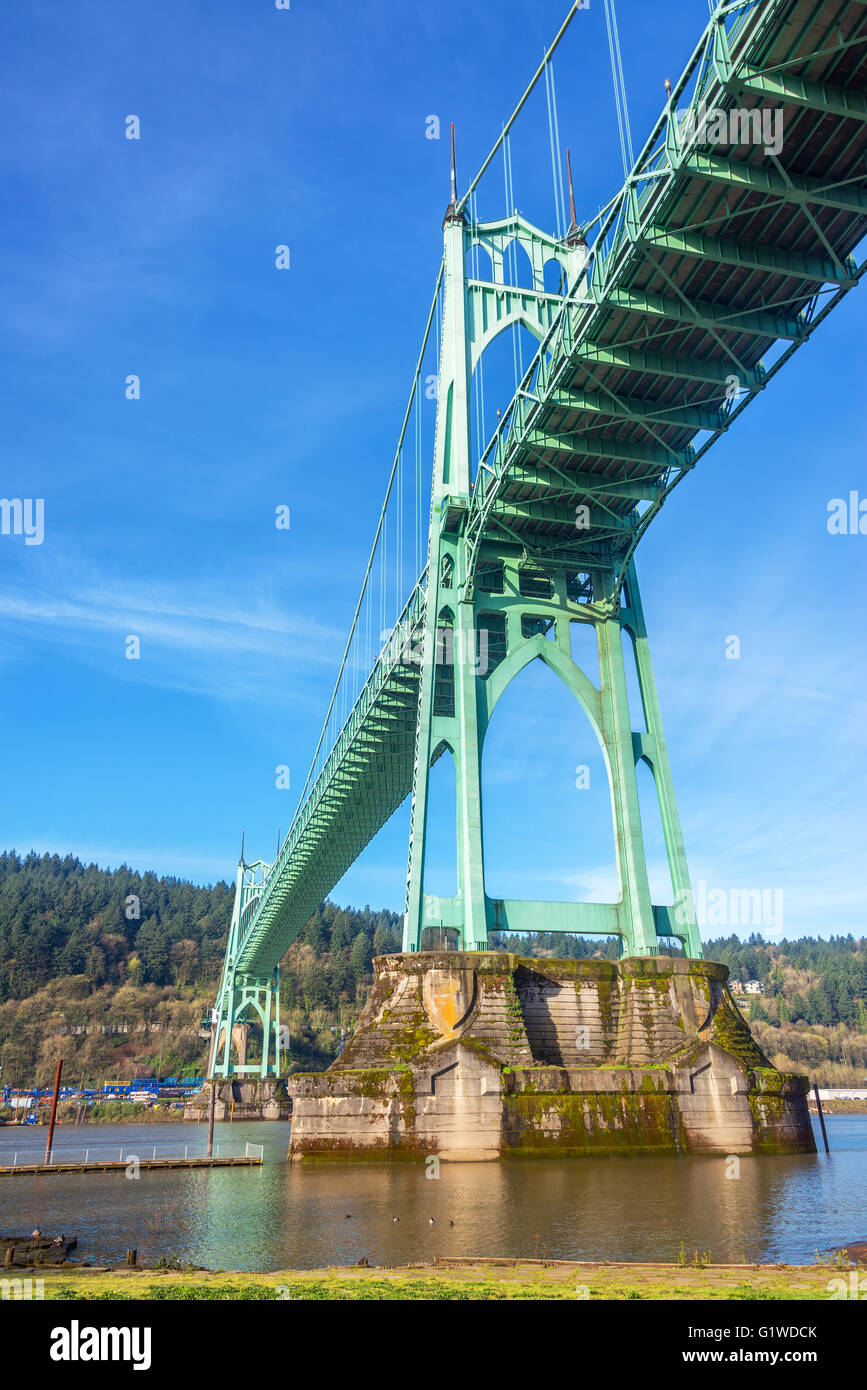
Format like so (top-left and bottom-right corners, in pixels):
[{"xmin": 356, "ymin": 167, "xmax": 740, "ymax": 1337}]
[
  {"xmin": 603, "ymin": 0, "xmax": 635, "ymax": 177},
  {"xmin": 398, "ymin": 447, "xmax": 403, "ymax": 623},
  {"xmin": 470, "ymin": 194, "xmax": 481, "ymax": 466},
  {"xmin": 544, "ymin": 58, "xmax": 566, "ymax": 239},
  {"xmin": 379, "ymin": 525, "xmax": 385, "ymax": 653},
  {"xmin": 502, "ymin": 135, "xmax": 524, "ymax": 390},
  {"xmin": 415, "ymin": 379, "xmax": 421, "ymax": 582},
  {"xmin": 610, "ymin": 0, "xmax": 634, "ymax": 169},
  {"xmin": 476, "ymin": 220, "xmax": 486, "ymax": 472}
]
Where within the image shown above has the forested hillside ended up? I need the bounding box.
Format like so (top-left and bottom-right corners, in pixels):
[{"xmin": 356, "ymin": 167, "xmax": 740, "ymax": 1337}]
[
  {"xmin": 0, "ymin": 851, "xmax": 233, "ymax": 999},
  {"xmin": 0, "ymin": 851, "xmax": 401, "ymax": 1085},
  {"xmin": 0, "ymin": 851, "xmax": 864, "ymax": 1088}
]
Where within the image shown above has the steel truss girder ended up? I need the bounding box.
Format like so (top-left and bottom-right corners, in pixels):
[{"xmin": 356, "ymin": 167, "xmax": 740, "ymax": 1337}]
[
  {"xmin": 505, "ymin": 458, "xmax": 662, "ymax": 500},
  {"xmin": 491, "ymin": 497, "xmax": 639, "ymax": 529},
  {"xmin": 602, "ymin": 284, "xmax": 805, "ymax": 341},
  {"xmin": 549, "ymin": 384, "xmax": 724, "ymax": 432},
  {"xmin": 525, "ymin": 426, "xmax": 690, "ymax": 469},
  {"xmin": 675, "ymin": 147, "xmax": 867, "ymax": 218},
  {"xmin": 642, "ymin": 224, "xmax": 852, "ymax": 287},
  {"xmin": 575, "ymin": 338, "xmax": 765, "ymax": 389},
  {"xmin": 733, "ymin": 65, "xmax": 867, "ymax": 124},
  {"xmin": 233, "ymin": 581, "xmax": 427, "ymax": 975}
]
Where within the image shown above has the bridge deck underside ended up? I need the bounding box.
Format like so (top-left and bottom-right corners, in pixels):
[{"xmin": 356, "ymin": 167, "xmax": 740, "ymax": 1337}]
[
  {"xmin": 236, "ymin": 660, "xmax": 421, "ymax": 976},
  {"xmin": 468, "ymin": 0, "xmax": 867, "ymax": 576}
]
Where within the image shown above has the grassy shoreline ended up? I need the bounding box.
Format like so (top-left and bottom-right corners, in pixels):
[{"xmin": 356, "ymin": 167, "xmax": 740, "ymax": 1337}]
[{"xmin": 19, "ymin": 1258, "xmax": 863, "ymax": 1301}]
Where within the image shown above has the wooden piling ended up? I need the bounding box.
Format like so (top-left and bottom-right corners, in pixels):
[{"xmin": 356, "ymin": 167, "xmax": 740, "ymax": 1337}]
[
  {"xmin": 813, "ymin": 1083, "xmax": 830, "ymax": 1153},
  {"xmin": 44, "ymin": 1058, "xmax": 63, "ymax": 1165},
  {"xmin": 207, "ymin": 1079, "xmax": 216, "ymax": 1158}
]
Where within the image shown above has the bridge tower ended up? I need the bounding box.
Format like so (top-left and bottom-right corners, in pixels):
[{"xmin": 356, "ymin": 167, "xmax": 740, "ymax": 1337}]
[
  {"xmin": 209, "ymin": 855, "xmax": 281, "ymax": 1079},
  {"xmin": 403, "ymin": 134, "xmax": 702, "ymax": 959}
]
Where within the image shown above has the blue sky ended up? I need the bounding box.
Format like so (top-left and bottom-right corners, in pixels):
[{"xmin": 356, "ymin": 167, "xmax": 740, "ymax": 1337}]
[{"xmin": 1, "ymin": 0, "xmax": 865, "ymax": 942}]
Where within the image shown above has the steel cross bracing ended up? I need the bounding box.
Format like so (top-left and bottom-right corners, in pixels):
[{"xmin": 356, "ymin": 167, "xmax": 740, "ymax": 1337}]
[{"xmin": 209, "ymin": 0, "xmax": 866, "ymax": 1077}]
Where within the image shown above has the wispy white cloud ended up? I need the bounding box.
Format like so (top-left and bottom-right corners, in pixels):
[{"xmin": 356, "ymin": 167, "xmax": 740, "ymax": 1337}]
[
  {"xmin": 0, "ymin": 565, "xmax": 345, "ymax": 707},
  {"xmin": 0, "ymin": 588, "xmax": 335, "ymax": 656}
]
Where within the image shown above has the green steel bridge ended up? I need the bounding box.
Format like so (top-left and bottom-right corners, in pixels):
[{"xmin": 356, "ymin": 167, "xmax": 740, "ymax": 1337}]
[{"xmin": 210, "ymin": 0, "xmax": 867, "ymax": 1078}]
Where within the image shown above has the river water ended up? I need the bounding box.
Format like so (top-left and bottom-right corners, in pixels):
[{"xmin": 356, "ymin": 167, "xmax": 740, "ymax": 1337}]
[{"xmin": 0, "ymin": 1117, "xmax": 864, "ymax": 1270}]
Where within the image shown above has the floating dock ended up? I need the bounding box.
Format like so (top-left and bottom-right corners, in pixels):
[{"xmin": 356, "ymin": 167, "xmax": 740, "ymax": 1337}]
[{"xmin": 0, "ymin": 1145, "xmax": 263, "ymax": 1176}]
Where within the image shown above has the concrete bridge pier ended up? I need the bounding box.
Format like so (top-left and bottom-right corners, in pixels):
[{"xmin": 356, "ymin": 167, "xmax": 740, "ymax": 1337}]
[
  {"xmin": 184, "ymin": 1078, "xmax": 290, "ymax": 1122},
  {"xmin": 287, "ymin": 952, "xmax": 815, "ymax": 1160}
]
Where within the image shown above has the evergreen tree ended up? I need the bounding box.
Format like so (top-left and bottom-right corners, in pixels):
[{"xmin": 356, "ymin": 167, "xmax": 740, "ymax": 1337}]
[
  {"xmin": 373, "ymin": 924, "xmax": 397, "ymax": 957},
  {"xmin": 303, "ymin": 962, "xmax": 330, "ymax": 1009},
  {"xmin": 330, "ymin": 913, "xmax": 353, "ymax": 952},
  {"xmin": 349, "ymin": 931, "xmax": 372, "ymax": 980},
  {"xmin": 791, "ymin": 993, "xmax": 808, "ymax": 1022},
  {"xmin": 807, "ymin": 983, "xmax": 834, "ymax": 1027},
  {"xmin": 303, "ymin": 918, "xmax": 325, "ymax": 952}
]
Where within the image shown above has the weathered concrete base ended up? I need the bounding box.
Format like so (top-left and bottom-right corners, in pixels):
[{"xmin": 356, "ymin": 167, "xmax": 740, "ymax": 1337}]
[
  {"xmin": 184, "ymin": 1078, "xmax": 290, "ymax": 1122},
  {"xmin": 287, "ymin": 953, "xmax": 815, "ymax": 1160}
]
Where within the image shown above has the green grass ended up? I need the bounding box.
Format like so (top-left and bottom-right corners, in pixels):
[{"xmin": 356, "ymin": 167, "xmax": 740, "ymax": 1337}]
[{"xmin": 32, "ymin": 1261, "xmax": 853, "ymax": 1302}]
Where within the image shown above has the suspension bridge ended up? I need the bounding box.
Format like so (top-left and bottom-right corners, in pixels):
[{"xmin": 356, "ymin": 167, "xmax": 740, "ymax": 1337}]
[{"xmin": 209, "ymin": 0, "xmax": 867, "ymax": 1079}]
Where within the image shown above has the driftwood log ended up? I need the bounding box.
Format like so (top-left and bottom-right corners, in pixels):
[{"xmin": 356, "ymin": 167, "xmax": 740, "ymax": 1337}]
[{"xmin": 0, "ymin": 1235, "xmax": 77, "ymax": 1267}]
